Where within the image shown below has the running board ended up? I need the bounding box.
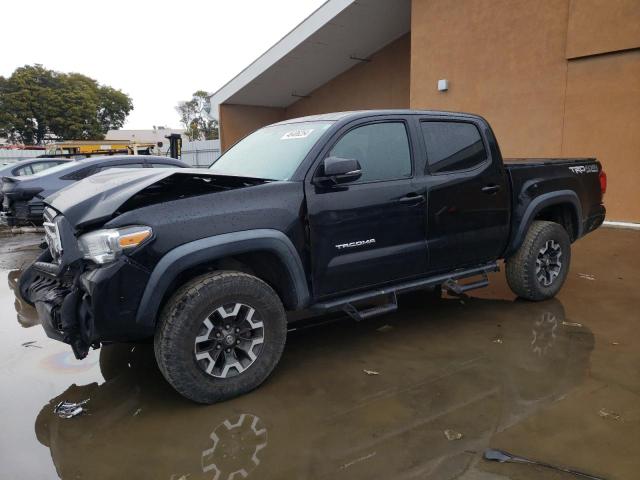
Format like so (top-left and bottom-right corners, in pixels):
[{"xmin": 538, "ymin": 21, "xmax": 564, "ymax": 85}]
[
  {"xmin": 442, "ymin": 274, "xmax": 489, "ymax": 296},
  {"xmin": 343, "ymin": 293, "xmax": 398, "ymax": 322},
  {"xmin": 311, "ymin": 262, "xmax": 499, "ymax": 319}
]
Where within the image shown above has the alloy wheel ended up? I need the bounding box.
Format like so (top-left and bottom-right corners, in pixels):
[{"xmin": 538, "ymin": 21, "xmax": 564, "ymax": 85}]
[
  {"xmin": 194, "ymin": 303, "xmax": 265, "ymax": 378},
  {"xmin": 535, "ymin": 240, "xmax": 562, "ymax": 287}
]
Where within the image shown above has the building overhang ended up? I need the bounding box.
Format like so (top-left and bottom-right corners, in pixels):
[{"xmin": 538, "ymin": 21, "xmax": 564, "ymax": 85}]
[{"xmin": 209, "ymin": 0, "xmax": 411, "ymax": 113}]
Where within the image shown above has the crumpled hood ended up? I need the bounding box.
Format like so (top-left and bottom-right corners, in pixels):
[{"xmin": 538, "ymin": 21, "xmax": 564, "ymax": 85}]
[{"xmin": 45, "ymin": 167, "xmax": 266, "ymax": 229}]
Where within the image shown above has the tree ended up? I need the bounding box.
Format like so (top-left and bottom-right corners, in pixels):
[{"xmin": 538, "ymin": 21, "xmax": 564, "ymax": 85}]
[
  {"xmin": 0, "ymin": 65, "xmax": 133, "ymax": 144},
  {"xmin": 176, "ymin": 90, "xmax": 218, "ymax": 141}
]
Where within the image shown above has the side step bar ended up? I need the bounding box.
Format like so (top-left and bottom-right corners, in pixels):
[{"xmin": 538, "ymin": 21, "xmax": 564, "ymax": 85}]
[
  {"xmin": 343, "ymin": 293, "xmax": 398, "ymax": 322},
  {"xmin": 442, "ymin": 274, "xmax": 489, "ymax": 296},
  {"xmin": 310, "ymin": 262, "xmax": 499, "ymax": 321}
]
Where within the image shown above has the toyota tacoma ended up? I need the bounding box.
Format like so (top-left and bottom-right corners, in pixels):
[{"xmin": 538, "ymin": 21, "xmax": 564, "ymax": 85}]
[{"xmin": 18, "ymin": 110, "xmax": 606, "ymax": 403}]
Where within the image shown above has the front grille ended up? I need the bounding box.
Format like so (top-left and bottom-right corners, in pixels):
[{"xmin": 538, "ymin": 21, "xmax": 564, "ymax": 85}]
[{"xmin": 43, "ymin": 208, "xmax": 63, "ymax": 263}]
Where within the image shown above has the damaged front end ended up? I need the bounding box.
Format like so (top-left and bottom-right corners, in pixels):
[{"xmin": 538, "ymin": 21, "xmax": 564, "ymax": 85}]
[{"xmin": 19, "ymin": 207, "xmax": 96, "ymax": 359}]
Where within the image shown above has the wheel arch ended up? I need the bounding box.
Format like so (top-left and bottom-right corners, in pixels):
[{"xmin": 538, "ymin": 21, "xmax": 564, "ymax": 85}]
[
  {"xmin": 506, "ymin": 190, "xmax": 582, "ymax": 258},
  {"xmin": 136, "ymin": 229, "xmax": 310, "ymax": 327}
]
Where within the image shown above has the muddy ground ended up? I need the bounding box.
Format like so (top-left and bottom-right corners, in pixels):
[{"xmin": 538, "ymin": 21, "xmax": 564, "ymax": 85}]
[{"xmin": 0, "ymin": 227, "xmax": 638, "ymax": 479}]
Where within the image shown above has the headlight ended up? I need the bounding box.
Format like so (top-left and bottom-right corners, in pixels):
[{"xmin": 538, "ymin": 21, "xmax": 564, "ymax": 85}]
[{"xmin": 77, "ymin": 226, "xmax": 152, "ymax": 264}]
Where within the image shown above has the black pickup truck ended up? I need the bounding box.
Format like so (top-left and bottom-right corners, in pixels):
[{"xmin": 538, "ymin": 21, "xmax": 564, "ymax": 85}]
[{"xmin": 19, "ymin": 110, "xmax": 606, "ymax": 403}]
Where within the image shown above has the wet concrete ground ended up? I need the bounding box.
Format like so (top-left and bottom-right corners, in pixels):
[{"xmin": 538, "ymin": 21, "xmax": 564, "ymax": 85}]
[{"xmin": 0, "ymin": 227, "xmax": 639, "ymax": 480}]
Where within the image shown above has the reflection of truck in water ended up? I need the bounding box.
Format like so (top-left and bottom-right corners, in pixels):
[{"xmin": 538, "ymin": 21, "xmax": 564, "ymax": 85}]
[
  {"xmin": 44, "ymin": 141, "xmax": 158, "ymax": 158},
  {"xmin": 32, "ymin": 296, "xmax": 594, "ymax": 480}
]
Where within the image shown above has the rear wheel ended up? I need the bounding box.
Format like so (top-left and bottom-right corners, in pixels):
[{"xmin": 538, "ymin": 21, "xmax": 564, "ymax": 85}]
[
  {"xmin": 154, "ymin": 271, "xmax": 287, "ymax": 404},
  {"xmin": 506, "ymin": 221, "xmax": 571, "ymax": 301}
]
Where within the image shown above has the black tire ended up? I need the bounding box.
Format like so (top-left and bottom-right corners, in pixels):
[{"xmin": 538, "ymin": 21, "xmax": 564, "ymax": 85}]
[
  {"xmin": 154, "ymin": 271, "xmax": 287, "ymax": 404},
  {"xmin": 506, "ymin": 221, "xmax": 571, "ymax": 301}
]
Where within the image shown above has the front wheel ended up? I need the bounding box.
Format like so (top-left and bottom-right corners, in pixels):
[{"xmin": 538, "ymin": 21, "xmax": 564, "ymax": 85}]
[
  {"xmin": 154, "ymin": 271, "xmax": 287, "ymax": 404},
  {"xmin": 506, "ymin": 221, "xmax": 571, "ymax": 301}
]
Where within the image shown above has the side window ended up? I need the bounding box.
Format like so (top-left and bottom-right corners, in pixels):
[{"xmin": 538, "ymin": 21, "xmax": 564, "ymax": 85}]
[
  {"xmin": 329, "ymin": 122, "xmax": 411, "ymax": 183},
  {"xmin": 13, "ymin": 166, "xmax": 33, "ymax": 176},
  {"xmin": 30, "ymin": 162, "xmax": 54, "ymax": 173},
  {"xmin": 420, "ymin": 121, "xmax": 487, "ymax": 174},
  {"xmin": 62, "ymin": 167, "xmax": 98, "ymax": 180}
]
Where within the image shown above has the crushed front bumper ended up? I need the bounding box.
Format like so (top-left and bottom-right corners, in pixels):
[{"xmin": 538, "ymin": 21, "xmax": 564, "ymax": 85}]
[{"xmin": 19, "ymin": 211, "xmax": 153, "ymax": 359}]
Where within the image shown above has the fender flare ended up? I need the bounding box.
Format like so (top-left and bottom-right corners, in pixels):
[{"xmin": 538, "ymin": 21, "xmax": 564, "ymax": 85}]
[
  {"xmin": 135, "ymin": 229, "xmax": 310, "ymax": 326},
  {"xmin": 505, "ymin": 190, "xmax": 583, "ymax": 257}
]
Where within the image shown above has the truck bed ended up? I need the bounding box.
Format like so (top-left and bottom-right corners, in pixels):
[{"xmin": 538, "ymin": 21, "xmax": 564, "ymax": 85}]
[{"xmin": 503, "ymin": 157, "xmax": 603, "ymax": 253}]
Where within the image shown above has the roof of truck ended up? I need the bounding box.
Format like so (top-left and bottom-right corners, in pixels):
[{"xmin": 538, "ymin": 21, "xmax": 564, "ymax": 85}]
[{"xmin": 273, "ymin": 109, "xmax": 484, "ymax": 125}]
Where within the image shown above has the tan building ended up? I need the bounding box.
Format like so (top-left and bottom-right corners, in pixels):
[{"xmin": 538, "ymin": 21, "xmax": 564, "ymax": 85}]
[{"xmin": 210, "ymin": 0, "xmax": 640, "ymax": 222}]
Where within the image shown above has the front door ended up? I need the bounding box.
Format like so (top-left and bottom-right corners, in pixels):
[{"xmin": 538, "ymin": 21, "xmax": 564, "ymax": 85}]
[{"xmin": 306, "ymin": 119, "xmax": 428, "ymax": 297}]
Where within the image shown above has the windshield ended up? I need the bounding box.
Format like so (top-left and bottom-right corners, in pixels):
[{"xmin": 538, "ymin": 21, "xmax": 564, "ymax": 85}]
[{"xmin": 210, "ymin": 122, "xmax": 333, "ymax": 180}]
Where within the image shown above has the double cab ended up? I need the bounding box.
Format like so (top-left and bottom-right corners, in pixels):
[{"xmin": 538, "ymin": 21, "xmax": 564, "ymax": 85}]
[{"xmin": 19, "ymin": 110, "xmax": 606, "ymax": 403}]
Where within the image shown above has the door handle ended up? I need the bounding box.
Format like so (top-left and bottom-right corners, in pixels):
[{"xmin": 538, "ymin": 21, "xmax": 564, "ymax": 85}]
[
  {"xmin": 481, "ymin": 184, "xmax": 501, "ymax": 194},
  {"xmin": 398, "ymin": 193, "xmax": 426, "ymax": 205}
]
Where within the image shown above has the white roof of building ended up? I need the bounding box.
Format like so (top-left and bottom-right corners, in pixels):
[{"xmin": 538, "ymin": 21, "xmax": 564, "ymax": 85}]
[{"xmin": 209, "ymin": 0, "xmax": 410, "ymax": 111}]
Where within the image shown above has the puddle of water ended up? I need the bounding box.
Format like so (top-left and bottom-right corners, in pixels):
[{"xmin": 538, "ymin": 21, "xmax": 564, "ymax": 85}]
[{"xmin": 0, "ymin": 228, "xmax": 639, "ymax": 479}]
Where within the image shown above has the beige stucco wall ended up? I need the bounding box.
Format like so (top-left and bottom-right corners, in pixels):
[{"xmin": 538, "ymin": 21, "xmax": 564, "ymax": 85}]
[
  {"xmin": 410, "ymin": 0, "xmax": 570, "ymax": 157},
  {"xmin": 219, "ymin": 104, "xmax": 284, "ymax": 152},
  {"xmin": 218, "ymin": 1, "xmax": 638, "ymax": 221},
  {"xmin": 218, "ymin": 34, "xmax": 411, "ymax": 153},
  {"xmin": 285, "ymin": 34, "xmax": 411, "ymax": 118},
  {"xmin": 562, "ymin": 50, "xmax": 640, "ymax": 221},
  {"xmin": 566, "ymin": 0, "xmax": 640, "ymax": 59},
  {"xmin": 410, "ymin": 0, "xmax": 640, "ymax": 221}
]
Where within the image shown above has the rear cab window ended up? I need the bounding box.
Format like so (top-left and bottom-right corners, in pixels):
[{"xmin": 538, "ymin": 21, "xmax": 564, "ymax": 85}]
[{"xmin": 420, "ymin": 121, "xmax": 487, "ymax": 174}]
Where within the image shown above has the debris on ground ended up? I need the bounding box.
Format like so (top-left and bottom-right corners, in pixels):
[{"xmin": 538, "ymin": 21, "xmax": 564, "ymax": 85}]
[
  {"xmin": 562, "ymin": 321, "xmax": 583, "ymax": 327},
  {"xmin": 492, "ymin": 336, "xmax": 503, "ymax": 344},
  {"xmin": 611, "ymin": 341, "xmax": 620, "ymax": 346},
  {"xmin": 339, "ymin": 451, "xmax": 376, "ymax": 470},
  {"xmin": 376, "ymin": 324, "xmax": 394, "ymax": 333},
  {"xmin": 53, "ymin": 399, "xmax": 90, "ymax": 419},
  {"xmin": 363, "ymin": 369, "xmax": 380, "ymax": 376},
  {"xmin": 133, "ymin": 408, "xmax": 142, "ymax": 416},
  {"xmin": 443, "ymin": 429, "xmax": 463, "ymax": 441},
  {"xmin": 483, "ymin": 448, "xmax": 606, "ymax": 480},
  {"xmin": 577, "ymin": 273, "xmax": 596, "ymax": 281},
  {"xmin": 21, "ymin": 340, "xmax": 43, "ymax": 348},
  {"xmin": 598, "ymin": 408, "xmax": 621, "ymax": 421}
]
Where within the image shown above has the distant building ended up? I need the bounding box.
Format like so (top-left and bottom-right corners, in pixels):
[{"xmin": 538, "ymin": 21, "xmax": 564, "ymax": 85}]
[{"xmin": 106, "ymin": 127, "xmax": 186, "ymax": 155}]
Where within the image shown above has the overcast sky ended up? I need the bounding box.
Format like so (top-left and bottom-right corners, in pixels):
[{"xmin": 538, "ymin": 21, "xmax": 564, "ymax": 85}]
[{"xmin": 0, "ymin": 0, "xmax": 325, "ymax": 129}]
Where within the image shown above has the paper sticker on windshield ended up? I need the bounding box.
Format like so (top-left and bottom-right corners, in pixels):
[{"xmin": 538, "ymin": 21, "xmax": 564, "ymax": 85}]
[{"xmin": 281, "ymin": 129, "xmax": 314, "ymax": 140}]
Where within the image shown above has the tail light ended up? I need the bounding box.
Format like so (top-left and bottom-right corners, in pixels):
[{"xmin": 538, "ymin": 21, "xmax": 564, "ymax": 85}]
[{"xmin": 599, "ymin": 169, "xmax": 607, "ymax": 196}]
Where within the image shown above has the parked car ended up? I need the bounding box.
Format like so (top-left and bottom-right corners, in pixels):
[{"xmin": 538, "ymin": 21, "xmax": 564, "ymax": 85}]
[
  {"xmin": 1, "ymin": 155, "xmax": 188, "ymax": 226},
  {"xmin": 19, "ymin": 110, "xmax": 606, "ymax": 403},
  {"xmin": 0, "ymin": 157, "xmax": 70, "ymax": 176},
  {"xmin": 0, "ymin": 158, "xmax": 71, "ymax": 211}
]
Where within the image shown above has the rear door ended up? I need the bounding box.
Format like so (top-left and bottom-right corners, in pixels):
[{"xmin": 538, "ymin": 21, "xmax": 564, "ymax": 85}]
[
  {"xmin": 305, "ymin": 116, "xmax": 428, "ymax": 297},
  {"xmin": 416, "ymin": 118, "xmax": 510, "ymax": 271}
]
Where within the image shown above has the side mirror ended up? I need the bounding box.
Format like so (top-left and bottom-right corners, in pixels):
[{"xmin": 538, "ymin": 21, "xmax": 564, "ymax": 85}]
[{"xmin": 315, "ymin": 157, "xmax": 362, "ymax": 185}]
